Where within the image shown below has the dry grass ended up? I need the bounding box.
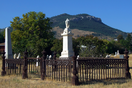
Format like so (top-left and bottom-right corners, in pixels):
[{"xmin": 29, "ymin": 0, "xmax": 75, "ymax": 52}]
[
  {"xmin": 52, "ymin": 26, "xmax": 94, "ymax": 39},
  {"xmin": 0, "ymin": 55, "xmax": 132, "ymax": 88}
]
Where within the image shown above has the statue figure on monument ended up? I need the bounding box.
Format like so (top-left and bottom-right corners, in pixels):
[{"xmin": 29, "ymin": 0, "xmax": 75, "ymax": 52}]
[
  {"xmin": 63, "ymin": 18, "xmax": 71, "ymax": 34},
  {"xmin": 65, "ymin": 18, "xmax": 70, "ymax": 28}
]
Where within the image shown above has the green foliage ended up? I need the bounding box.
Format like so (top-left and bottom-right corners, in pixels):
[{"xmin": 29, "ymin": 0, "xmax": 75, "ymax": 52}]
[
  {"xmin": 72, "ymin": 38, "xmax": 80, "ymax": 55},
  {"xmin": 51, "ymin": 34, "xmax": 127, "ymax": 57},
  {"xmin": 107, "ymin": 40, "xmax": 124, "ymax": 54},
  {"xmin": 76, "ymin": 35, "xmax": 108, "ymax": 57},
  {"xmin": 117, "ymin": 34, "xmax": 124, "ymax": 42},
  {"xmin": 10, "ymin": 11, "xmax": 54, "ymax": 57},
  {"xmin": 0, "ymin": 29, "xmax": 4, "ymax": 43},
  {"xmin": 120, "ymin": 34, "xmax": 132, "ymax": 51},
  {"xmin": 51, "ymin": 38, "xmax": 62, "ymax": 57}
]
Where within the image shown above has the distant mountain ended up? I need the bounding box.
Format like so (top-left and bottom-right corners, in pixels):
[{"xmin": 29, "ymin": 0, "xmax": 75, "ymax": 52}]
[
  {"xmin": 0, "ymin": 14, "xmax": 128, "ymax": 40},
  {"xmin": 50, "ymin": 13, "xmax": 128, "ymax": 40}
]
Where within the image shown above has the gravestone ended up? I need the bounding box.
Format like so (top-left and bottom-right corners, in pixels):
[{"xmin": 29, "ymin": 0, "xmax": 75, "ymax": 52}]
[
  {"xmin": 17, "ymin": 53, "xmax": 20, "ymax": 59},
  {"xmin": 14, "ymin": 53, "xmax": 17, "ymax": 59},
  {"xmin": 49, "ymin": 55, "xmax": 51, "ymax": 59},
  {"xmin": 115, "ymin": 52, "xmax": 117, "ymax": 55},
  {"xmin": 60, "ymin": 19, "xmax": 74, "ymax": 59},
  {"xmin": 5, "ymin": 27, "xmax": 13, "ymax": 67},
  {"xmin": 36, "ymin": 55, "xmax": 39, "ymax": 66},
  {"xmin": 117, "ymin": 50, "xmax": 120, "ymax": 55},
  {"xmin": 105, "ymin": 54, "xmax": 108, "ymax": 58},
  {"xmin": 76, "ymin": 55, "xmax": 79, "ymax": 68},
  {"xmin": 47, "ymin": 55, "xmax": 49, "ymax": 59},
  {"xmin": 48, "ymin": 55, "xmax": 52, "ymax": 67},
  {"xmin": 106, "ymin": 54, "xmax": 111, "ymax": 58},
  {"xmin": 5, "ymin": 27, "xmax": 13, "ymax": 59},
  {"xmin": 120, "ymin": 55, "xmax": 124, "ymax": 59}
]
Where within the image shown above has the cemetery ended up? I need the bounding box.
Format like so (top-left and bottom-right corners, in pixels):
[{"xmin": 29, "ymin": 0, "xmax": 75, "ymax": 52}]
[{"xmin": 0, "ymin": 19, "xmax": 131, "ymax": 86}]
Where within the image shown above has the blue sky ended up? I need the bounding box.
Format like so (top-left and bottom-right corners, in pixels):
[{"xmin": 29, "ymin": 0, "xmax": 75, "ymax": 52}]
[{"xmin": 0, "ymin": 0, "xmax": 132, "ymax": 32}]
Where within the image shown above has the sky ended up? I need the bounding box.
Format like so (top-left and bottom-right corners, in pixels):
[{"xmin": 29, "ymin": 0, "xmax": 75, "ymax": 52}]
[{"xmin": 0, "ymin": 0, "xmax": 132, "ymax": 32}]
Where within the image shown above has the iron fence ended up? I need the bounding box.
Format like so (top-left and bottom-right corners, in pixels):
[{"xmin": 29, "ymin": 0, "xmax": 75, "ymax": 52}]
[{"xmin": 1, "ymin": 49, "xmax": 131, "ymax": 85}]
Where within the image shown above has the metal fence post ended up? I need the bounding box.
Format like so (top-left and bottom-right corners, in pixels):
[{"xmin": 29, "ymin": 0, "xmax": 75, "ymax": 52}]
[
  {"xmin": 53, "ymin": 52, "xmax": 57, "ymax": 71},
  {"xmin": 1, "ymin": 50, "xmax": 6, "ymax": 76},
  {"xmin": 124, "ymin": 49, "xmax": 131, "ymax": 79},
  {"xmin": 41, "ymin": 50, "xmax": 46, "ymax": 80},
  {"xmin": 22, "ymin": 49, "xmax": 28, "ymax": 79},
  {"xmin": 72, "ymin": 55, "xmax": 79, "ymax": 85}
]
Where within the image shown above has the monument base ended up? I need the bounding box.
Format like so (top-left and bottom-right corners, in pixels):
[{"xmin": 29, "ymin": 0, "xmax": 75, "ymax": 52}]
[{"xmin": 60, "ymin": 51, "xmax": 74, "ymax": 59}]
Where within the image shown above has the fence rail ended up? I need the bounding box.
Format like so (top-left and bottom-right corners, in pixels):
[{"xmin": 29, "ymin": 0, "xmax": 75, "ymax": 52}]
[
  {"xmin": 45, "ymin": 59, "xmax": 73, "ymax": 82},
  {"xmin": 1, "ymin": 49, "xmax": 131, "ymax": 85},
  {"xmin": 77, "ymin": 59, "xmax": 126, "ymax": 82}
]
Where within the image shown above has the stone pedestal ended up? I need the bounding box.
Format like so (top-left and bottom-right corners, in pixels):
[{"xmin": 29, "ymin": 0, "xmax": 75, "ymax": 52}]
[{"xmin": 60, "ymin": 27, "xmax": 74, "ymax": 58}]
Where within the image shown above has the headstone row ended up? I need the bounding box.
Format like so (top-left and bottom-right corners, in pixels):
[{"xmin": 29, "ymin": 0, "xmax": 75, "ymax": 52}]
[{"xmin": 13, "ymin": 53, "xmax": 21, "ymax": 59}]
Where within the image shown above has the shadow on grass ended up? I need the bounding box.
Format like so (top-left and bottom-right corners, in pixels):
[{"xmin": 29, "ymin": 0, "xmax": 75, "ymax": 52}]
[{"xmin": 79, "ymin": 78, "xmax": 128, "ymax": 85}]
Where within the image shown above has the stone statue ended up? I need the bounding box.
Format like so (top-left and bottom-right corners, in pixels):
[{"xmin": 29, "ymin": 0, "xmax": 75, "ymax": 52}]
[
  {"xmin": 60, "ymin": 18, "xmax": 74, "ymax": 58},
  {"xmin": 65, "ymin": 18, "xmax": 70, "ymax": 28}
]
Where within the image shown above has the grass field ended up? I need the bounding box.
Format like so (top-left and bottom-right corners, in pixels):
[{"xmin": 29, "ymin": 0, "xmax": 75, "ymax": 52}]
[{"xmin": 0, "ymin": 55, "xmax": 132, "ymax": 88}]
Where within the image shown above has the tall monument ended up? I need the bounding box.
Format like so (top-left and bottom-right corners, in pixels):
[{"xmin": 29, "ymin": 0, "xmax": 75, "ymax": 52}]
[
  {"xmin": 5, "ymin": 27, "xmax": 13, "ymax": 59},
  {"xmin": 60, "ymin": 19, "xmax": 74, "ymax": 58}
]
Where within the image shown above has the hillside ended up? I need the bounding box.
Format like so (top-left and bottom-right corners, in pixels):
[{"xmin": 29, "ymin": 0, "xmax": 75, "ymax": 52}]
[
  {"xmin": 0, "ymin": 13, "xmax": 129, "ymax": 40},
  {"xmin": 50, "ymin": 13, "xmax": 128, "ymax": 39}
]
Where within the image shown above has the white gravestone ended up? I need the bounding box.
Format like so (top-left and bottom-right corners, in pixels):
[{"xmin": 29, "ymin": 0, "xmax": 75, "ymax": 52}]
[
  {"xmin": 47, "ymin": 55, "xmax": 49, "ymax": 59},
  {"xmin": 14, "ymin": 53, "xmax": 17, "ymax": 59},
  {"xmin": 114, "ymin": 52, "xmax": 117, "ymax": 57},
  {"xmin": 5, "ymin": 27, "xmax": 13, "ymax": 67},
  {"xmin": 105, "ymin": 54, "xmax": 108, "ymax": 58},
  {"xmin": 36, "ymin": 55, "xmax": 39, "ymax": 66},
  {"xmin": 60, "ymin": 19, "xmax": 74, "ymax": 59},
  {"xmin": 5, "ymin": 27, "xmax": 13, "ymax": 59},
  {"xmin": 117, "ymin": 50, "xmax": 120, "ymax": 55},
  {"xmin": 115, "ymin": 52, "xmax": 117, "ymax": 55},
  {"xmin": 17, "ymin": 53, "xmax": 21, "ymax": 59},
  {"xmin": 48, "ymin": 55, "xmax": 52, "ymax": 67},
  {"xmin": 76, "ymin": 55, "xmax": 79, "ymax": 68},
  {"xmin": 49, "ymin": 55, "xmax": 51, "ymax": 59},
  {"xmin": 105, "ymin": 54, "xmax": 111, "ymax": 58},
  {"xmin": 120, "ymin": 55, "xmax": 124, "ymax": 59}
]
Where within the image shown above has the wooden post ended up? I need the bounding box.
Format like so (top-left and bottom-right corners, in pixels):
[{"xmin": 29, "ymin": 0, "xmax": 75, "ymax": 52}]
[
  {"xmin": 1, "ymin": 50, "xmax": 6, "ymax": 76},
  {"xmin": 53, "ymin": 52, "xmax": 57, "ymax": 71},
  {"xmin": 41, "ymin": 50, "xmax": 46, "ymax": 80},
  {"xmin": 72, "ymin": 55, "xmax": 79, "ymax": 85},
  {"xmin": 22, "ymin": 49, "xmax": 28, "ymax": 79},
  {"xmin": 124, "ymin": 49, "xmax": 131, "ymax": 79}
]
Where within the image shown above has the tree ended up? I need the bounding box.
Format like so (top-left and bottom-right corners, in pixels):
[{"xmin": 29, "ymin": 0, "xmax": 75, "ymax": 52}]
[
  {"xmin": 117, "ymin": 34, "xmax": 124, "ymax": 42},
  {"xmin": 76, "ymin": 35, "xmax": 108, "ymax": 57},
  {"xmin": 10, "ymin": 11, "xmax": 54, "ymax": 57},
  {"xmin": 72, "ymin": 38, "xmax": 80, "ymax": 55},
  {"xmin": 51, "ymin": 38, "xmax": 62, "ymax": 57},
  {"xmin": 0, "ymin": 29, "xmax": 5, "ymax": 43},
  {"xmin": 120, "ymin": 34, "xmax": 132, "ymax": 51}
]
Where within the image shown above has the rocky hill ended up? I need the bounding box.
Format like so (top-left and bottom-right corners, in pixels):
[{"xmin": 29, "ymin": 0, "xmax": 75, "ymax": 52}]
[
  {"xmin": 0, "ymin": 13, "xmax": 129, "ymax": 40},
  {"xmin": 50, "ymin": 13, "xmax": 128, "ymax": 40}
]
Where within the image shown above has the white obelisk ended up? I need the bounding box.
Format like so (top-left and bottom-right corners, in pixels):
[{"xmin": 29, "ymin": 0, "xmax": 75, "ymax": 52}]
[
  {"xmin": 60, "ymin": 19, "xmax": 74, "ymax": 59},
  {"xmin": 5, "ymin": 27, "xmax": 13, "ymax": 59}
]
